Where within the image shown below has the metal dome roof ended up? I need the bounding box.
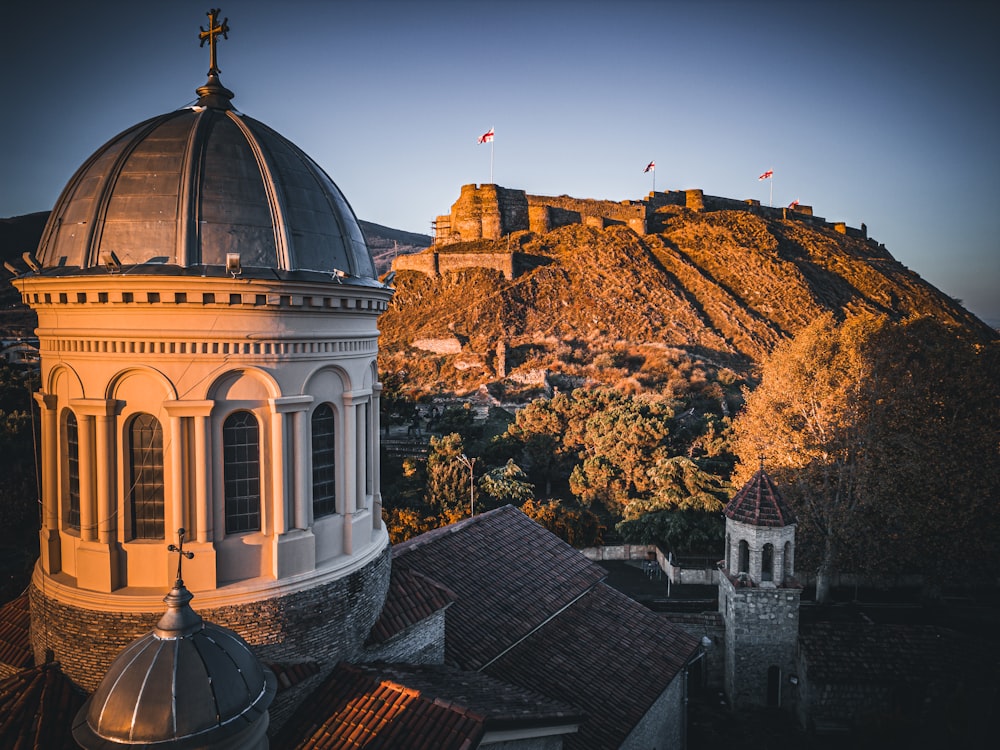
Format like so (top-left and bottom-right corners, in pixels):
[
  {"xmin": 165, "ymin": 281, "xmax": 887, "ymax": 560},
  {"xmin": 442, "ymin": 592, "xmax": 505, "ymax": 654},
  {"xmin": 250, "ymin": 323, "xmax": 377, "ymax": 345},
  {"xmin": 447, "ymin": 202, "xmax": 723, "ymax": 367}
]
[
  {"xmin": 36, "ymin": 74, "xmax": 375, "ymax": 281},
  {"xmin": 72, "ymin": 581, "xmax": 276, "ymax": 749}
]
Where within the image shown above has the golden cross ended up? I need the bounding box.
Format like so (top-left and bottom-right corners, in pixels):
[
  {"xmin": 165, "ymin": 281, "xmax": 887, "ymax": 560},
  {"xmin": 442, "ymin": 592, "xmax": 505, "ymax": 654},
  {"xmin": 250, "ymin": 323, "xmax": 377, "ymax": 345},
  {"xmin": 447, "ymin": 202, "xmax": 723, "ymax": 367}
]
[
  {"xmin": 199, "ymin": 8, "xmax": 230, "ymax": 76},
  {"xmin": 168, "ymin": 528, "xmax": 195, "ymax": 584}
]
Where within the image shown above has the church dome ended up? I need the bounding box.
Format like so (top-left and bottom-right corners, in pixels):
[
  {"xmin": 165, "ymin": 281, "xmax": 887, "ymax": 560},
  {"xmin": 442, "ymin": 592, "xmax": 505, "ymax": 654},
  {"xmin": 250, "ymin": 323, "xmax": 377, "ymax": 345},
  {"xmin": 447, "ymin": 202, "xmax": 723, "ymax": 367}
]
[
  {"xmin": 36, "ymin": 76, "xmax": 375, "ymax": 282},
  {"xmin": 73, "ymin": 581, "xmax": 276, "ymax": 749}
]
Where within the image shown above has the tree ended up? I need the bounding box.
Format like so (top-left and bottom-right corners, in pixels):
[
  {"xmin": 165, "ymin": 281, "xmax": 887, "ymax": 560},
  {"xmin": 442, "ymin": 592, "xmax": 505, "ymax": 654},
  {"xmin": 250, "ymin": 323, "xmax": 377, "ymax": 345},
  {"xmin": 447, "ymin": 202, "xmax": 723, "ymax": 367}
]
[
  {"xmin": 624, "ymin": 455, "xmax": 729, "ymax": 520},
  {"xmin": 424, "ymin": 433, "xmax": 469, "ymax": 515},
  {"xmin": 477, "ymin": 459, "xmax": 534, "ymax": 511},
  {"xmin": 732, "ymin": 313, "xmax": 1000, "ymax": 601},
  {"xmin": 520, "ymin": 498, "xmax": 604, "ymax": 547},
  {"xmin": 617, "ymin": 509, "xmax": 724, "ymax": 556}
]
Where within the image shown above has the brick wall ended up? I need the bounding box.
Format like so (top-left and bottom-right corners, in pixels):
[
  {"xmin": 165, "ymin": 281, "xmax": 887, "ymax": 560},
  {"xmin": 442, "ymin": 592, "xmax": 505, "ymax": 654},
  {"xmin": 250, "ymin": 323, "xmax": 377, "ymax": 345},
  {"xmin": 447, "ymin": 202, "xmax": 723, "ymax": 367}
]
[{"xmin": 29, "ymin": 544, "xmax": 391, "ymax": 693}]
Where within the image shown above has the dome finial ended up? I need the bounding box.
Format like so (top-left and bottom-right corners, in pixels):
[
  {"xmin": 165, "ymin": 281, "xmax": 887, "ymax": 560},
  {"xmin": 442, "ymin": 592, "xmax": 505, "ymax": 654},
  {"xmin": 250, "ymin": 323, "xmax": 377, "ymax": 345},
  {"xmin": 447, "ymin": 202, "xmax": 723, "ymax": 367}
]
[{"xmin": 196, "ymin": 8, "xmax": 235, "ymax": 108}]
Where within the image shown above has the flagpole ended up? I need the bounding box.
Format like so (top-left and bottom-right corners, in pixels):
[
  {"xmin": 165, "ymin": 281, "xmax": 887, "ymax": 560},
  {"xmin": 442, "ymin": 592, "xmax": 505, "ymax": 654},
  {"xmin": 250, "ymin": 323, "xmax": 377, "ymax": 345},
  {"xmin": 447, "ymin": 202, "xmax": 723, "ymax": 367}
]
[
  {"xmin": 490, "ymin": 125, "xmax": 494, "ymax": 184},
  {"xmin": 769, "ymin": 175, "xmax": 773, "ymax": 208}
]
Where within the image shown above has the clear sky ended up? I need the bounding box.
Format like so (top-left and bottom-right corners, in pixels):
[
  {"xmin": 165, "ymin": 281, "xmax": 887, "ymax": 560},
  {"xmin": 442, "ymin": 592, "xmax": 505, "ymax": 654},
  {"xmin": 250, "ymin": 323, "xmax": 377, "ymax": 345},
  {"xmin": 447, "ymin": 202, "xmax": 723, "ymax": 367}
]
[{"xmin": 2, "ymin": 0, "xmax": 997, "ymax": 326}]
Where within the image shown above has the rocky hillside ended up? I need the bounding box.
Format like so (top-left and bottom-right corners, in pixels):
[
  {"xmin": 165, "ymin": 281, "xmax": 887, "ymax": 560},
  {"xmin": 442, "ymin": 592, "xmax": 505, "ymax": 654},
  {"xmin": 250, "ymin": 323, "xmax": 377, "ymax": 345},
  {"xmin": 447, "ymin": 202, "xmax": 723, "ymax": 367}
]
[{"xmin": 379, "ymin": 203, "xmax": 994, "ymax": 396}]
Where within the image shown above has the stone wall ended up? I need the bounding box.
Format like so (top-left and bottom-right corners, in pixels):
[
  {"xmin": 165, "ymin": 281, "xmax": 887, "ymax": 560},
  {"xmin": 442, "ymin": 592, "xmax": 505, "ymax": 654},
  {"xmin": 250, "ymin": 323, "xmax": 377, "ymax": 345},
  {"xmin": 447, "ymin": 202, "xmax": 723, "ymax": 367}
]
[
  {"xmin": 363, "ymin": 610, "xmax": 446, "ymax": 665},
  {"xmin": 29, "ymin": 544, "xmax": 391, "ymax": 694},
  {"xmin": 620, "ymin": 670, "xmax": 686, "ymax": 750},
  {"xmin": 718, "ymin": 574, "xmax": 800, "ymax": 710}
]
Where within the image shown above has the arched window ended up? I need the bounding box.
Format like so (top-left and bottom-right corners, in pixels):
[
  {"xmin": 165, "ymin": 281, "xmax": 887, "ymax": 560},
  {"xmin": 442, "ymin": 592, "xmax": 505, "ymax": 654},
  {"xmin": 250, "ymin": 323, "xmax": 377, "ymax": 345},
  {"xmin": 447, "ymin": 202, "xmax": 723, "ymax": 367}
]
[
  {"xmin": 762, "ymin": 543, "xmax": 774, "ymax": 581},
  {"xmin": 738, "ymin": 540, "xmax": 750, "ymax": 575},
  {"xmin": 725, "ymin": 533, "xmax": 731, "ymax": 571},
  {"xmin": 128, "ymin": 413, "xmax": 164, "ymax": 540},
  {"xmin": 312, "ymin": 404, "xmax": 337, "ymax": 518},
  {"xmin": 223, "ymin": 411, "xmax": 261, "ymax": 534},
  {"xmin": 783, "ymin": 540, "xmax": 793, "ymax": 580},
  {"xmin": 65, "ymin": 412, "xmax": 80, "ymax": 530}
]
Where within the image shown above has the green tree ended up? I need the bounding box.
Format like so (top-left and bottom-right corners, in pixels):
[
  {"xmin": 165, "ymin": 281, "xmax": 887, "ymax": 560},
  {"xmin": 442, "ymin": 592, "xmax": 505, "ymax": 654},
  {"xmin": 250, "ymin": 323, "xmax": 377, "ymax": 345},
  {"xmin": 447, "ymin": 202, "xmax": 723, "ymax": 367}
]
[
  {"xmin": 616, "ymin": 509, "xmax": 724, "ymax": 556},
  {"xmin": 477, "ymin": 459, "xmax": 534, "ymax": 510},
  {"xmin": 424, "ymin": 433, "xmax": 469, "ymax": 515},
  {"xmin": 623, "ymin": 455, "xmax": 729, "ymax": 520}
]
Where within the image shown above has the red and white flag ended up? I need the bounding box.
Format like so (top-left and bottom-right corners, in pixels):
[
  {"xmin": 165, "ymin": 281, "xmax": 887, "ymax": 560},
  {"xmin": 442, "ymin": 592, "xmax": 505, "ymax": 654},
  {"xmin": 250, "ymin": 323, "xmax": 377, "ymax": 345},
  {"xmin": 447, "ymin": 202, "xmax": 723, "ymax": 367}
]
[
  {"xmin": 478, "ymin": 128, "xmax": 494, "ymax": 144},
  {"xmin": 758, "ymin": 169, "xmax": 774, "ymax": 180},
  {"xmin": 788, "ymin": 199, "xmax": 800, "ymax": 208},
  {"xmin": 644, "ymin": 160, "xmax": 655, "ymax": 173}
]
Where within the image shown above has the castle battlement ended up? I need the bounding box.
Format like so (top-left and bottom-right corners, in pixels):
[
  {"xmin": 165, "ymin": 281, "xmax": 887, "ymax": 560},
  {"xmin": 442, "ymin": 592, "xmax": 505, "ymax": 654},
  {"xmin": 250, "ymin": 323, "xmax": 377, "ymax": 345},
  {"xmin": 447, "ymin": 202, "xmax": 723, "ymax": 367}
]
[{"xmin": 397, "ymin": 184, "xmax": 871, "ymax": 280}]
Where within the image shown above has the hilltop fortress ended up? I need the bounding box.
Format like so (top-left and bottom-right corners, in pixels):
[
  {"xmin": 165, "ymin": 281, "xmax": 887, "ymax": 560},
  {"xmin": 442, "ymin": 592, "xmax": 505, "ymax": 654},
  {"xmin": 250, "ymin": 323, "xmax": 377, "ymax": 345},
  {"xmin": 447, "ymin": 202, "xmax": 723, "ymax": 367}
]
[{"xmin": 393, "ymin": 183, "xmax": 873, "ymax": 280}]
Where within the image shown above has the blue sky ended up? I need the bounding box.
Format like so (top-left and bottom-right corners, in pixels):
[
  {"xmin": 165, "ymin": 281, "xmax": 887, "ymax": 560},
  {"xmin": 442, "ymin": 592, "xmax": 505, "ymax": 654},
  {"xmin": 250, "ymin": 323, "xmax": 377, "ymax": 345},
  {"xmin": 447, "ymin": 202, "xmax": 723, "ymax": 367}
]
[{"xmin": 2, "ymin": 0, "xmax": 997, "ymax": 325}]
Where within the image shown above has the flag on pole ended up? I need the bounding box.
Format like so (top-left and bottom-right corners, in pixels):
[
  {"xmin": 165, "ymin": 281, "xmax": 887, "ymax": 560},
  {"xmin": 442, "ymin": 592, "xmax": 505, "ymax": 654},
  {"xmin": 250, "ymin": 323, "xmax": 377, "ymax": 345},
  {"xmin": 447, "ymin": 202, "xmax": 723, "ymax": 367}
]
[
  {"xmin": 478, "ymin": 128, "xmax": 495, "ymax": 144},
  {"xmin": 644, "ymin": 160, "xmax": 655, "ymax": 173},
  {"xmin": 788, "ymin": 199, "xmax": 800, "ymax": 208},
  {"xmin": 758, "ymin": 169, "xmax": 774, "ymax": 180}
]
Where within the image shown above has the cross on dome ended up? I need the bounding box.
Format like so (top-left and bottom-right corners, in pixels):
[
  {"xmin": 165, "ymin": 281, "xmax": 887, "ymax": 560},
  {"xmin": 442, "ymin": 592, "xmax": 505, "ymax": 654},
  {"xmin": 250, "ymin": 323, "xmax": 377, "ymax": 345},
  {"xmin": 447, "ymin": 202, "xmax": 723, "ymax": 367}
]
[
  {"xmin": 167, "ymin": 528, "xmax": 195, "ymax": 586},
  {"xmin": 199, "ymin": 8, "xmax": 229, "ymax": 76}
]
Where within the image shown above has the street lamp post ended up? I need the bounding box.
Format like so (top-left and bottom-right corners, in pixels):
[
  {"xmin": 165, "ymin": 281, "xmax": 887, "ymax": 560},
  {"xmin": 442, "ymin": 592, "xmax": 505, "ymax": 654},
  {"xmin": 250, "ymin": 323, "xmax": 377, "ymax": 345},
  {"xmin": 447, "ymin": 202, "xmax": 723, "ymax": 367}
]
[{"xmin": 457, "ymin": 453, "xmax": 476, "ymax": 517}]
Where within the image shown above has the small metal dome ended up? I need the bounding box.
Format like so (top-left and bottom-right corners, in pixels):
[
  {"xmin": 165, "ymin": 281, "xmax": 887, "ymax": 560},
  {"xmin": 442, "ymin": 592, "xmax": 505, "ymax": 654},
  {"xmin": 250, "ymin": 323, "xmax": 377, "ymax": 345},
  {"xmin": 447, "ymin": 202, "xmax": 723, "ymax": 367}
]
[
  {"xmin": 36, "ymin": 73, "xmax": 375, "ymax": 282},
  {"xmin": 72, "ymin": 580, "xmax": 276, "ymax": 749}
]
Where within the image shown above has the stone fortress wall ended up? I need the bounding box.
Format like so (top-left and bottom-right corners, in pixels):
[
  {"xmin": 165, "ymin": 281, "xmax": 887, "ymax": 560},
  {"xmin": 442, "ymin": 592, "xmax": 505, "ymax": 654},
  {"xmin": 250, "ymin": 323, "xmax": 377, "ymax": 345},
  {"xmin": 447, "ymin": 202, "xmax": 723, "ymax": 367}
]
[{"xmin": 393, "ymin": 183, "xmax": 873, "ymax": 280}]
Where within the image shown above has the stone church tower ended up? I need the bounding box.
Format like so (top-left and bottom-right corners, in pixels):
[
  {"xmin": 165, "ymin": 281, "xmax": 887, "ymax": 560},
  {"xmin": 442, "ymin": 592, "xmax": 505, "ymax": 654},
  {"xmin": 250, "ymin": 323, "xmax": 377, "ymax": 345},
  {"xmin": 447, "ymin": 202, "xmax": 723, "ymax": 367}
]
[
  {"xmin": 718, "ymin": 466, "xmax": 800, "ymax": 709},
  {"xmin": 11, "ymin": 15, "xmax": 393, "ymax": 693}
]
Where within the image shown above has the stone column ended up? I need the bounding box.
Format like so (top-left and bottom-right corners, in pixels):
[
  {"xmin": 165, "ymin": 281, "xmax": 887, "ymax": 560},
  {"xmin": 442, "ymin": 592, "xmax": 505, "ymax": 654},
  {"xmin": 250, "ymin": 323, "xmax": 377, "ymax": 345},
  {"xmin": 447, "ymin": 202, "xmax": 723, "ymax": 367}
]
[
  {"xmin": 371, "ymin": 383, "xmax": 383, "ymax": 530},
  {"xmin": 269, "ymin": 396, "xmax": 315, "ymax": 578},
  {"xmin": 33, "ymin": 393, "xmax": 60, "ymax": 572},
  {"xmin": 69, "ymin": 398, "xmax": 123, "ymax": 592},
  {"xmin": 342, "ymin": 393, "xmax": 358, "ymax": 555},
  {"xmin": 163, "ymin": 400, "xmax": 216, "ymax": 590}
]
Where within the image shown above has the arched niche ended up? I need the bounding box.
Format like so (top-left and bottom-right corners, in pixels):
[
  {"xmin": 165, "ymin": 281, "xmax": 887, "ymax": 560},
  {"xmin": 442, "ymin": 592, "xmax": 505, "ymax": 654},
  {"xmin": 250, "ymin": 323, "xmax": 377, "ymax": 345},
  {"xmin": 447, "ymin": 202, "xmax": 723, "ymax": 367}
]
[{"xmin": 208, "ymin": 368, "xmax": 281, "ymax": 402}]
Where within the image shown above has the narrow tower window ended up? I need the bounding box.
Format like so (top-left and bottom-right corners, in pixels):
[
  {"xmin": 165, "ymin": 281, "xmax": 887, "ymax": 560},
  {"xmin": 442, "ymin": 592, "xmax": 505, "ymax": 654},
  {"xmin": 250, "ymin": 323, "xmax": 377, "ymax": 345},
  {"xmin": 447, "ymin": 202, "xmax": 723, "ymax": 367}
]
[
  {"xmin": 738, "ymin": 540, "xmax": 750, "ymax": 575},
  {"xmin": 762, "ymin": 543, "xmax": 774, "ymax": 581},
  {"xmin": 129, "ymin": 413, "xmax": 165, "ymax": 539},
  {"xmin": 312, "ymin": 404, "xmax": 337, "ymax": 518},
  {"xmin": 65, "ymin": 412, "xmax": 80, "ymax": 531},
  {"xmin": 223, "ymin": 411, "xmax": 261, "ymax": 533}
]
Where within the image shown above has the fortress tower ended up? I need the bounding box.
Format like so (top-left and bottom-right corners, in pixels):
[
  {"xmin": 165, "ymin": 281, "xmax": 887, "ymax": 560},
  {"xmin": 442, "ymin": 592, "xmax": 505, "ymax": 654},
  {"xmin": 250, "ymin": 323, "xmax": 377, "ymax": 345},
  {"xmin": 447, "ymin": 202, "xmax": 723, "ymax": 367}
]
[
  {"xmin": 718, "ymin": 466, "xmax": 801, "ymax": 709},
  {"xmin": 11, "ymin": 17, "xmax": 393, "ymax": 692}
]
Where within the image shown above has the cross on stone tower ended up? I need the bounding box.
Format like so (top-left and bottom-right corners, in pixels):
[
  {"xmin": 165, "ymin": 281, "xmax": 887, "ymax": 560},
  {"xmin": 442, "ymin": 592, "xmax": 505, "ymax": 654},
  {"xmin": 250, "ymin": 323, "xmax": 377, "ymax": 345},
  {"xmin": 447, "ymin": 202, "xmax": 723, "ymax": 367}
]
[
  {"xmin": 199, "ymin": 8, "xmax": 230, "ymax": 76},
  {"xmin": 167, "ymin": 528, "xmax": 195, "ymax": 585}
]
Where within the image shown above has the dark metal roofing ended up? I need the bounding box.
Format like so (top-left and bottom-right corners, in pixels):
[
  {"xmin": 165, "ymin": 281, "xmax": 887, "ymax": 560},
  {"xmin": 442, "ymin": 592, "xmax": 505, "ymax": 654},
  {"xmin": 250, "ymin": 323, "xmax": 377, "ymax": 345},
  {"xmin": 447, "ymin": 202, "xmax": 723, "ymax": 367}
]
[
  {"xmin": 71, "ymin": 581, "xmax": 276, "ymax": 748},
  {"xmin": 35, "ymin": 101, "xmax": 375, "ymax": 280},
  {"xmin": 723, "ymin": 468, "xmax": 797, "ymax": 527}
]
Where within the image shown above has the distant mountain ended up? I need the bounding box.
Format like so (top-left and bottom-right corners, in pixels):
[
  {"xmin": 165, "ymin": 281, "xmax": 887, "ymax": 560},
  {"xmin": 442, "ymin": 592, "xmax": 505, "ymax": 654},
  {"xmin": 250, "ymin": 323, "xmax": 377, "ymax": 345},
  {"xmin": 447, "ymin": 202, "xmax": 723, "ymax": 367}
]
[
  {"xmin": 358, "ymin": 220, "xmax": 431, "ymax": 276},
  {"xmin": 379, "ymin": 198, "xmax": 995, "ymax": 395}
]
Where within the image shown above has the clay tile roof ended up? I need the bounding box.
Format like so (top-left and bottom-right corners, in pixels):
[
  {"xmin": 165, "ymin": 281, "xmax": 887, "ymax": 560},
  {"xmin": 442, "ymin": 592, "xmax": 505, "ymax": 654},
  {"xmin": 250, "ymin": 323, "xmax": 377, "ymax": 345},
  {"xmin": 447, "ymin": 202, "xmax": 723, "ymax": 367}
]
[
  {"xmin": 484, "ymin": 582, "xmax": 701, "ymax": 750},
  {"xmin": 723, "ymin": 469, "xmax": 797, "ymax": 527},
  {"xmin": 367, "ymin": 567, "xmax": 457, "ymax": 646},
  {"xmin": 271, "ymin": 662, "xmax": 488, "ymax": 750},
  {"xmin": 0, "ymin": 662, "xmax": 85, "ymax": 750},
  {"xmin": 392, "ymin": 505, "xmax": 608, "ymax": 671},
  {"xmin": 0, "ymin": 594, "xmax": 33, "ymax": 674},
  {"xmin": 263, "ymin": 660, "xmax": 322, "ymax": 693}
]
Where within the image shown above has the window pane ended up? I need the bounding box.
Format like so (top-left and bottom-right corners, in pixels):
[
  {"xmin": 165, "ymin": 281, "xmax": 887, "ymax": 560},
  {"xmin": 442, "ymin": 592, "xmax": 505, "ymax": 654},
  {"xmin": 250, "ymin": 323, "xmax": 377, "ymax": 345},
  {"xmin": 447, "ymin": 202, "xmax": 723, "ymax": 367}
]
[
  {"xmin": 129, "ymin": 413, "xmax": 164, "ymax": 539},
  {"xmin": 66, "ymin": 412, "xmax": 80, "ymax": 530},
  {"xmin": 224, "ymin": 411, "xmax": 260, "ymax": 533},
  {"xmin": 312, "ymin": 404, "xmax": 337, "ymax": 518}
]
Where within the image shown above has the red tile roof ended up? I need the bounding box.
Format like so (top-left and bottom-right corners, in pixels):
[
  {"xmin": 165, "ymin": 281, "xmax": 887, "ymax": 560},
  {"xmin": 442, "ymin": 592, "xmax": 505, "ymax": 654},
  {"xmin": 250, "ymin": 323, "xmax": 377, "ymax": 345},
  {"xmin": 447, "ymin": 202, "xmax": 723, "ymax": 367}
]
[
  {"xmin": 724, "ymin": 469, "xmax": 797, "ymax": 527},
  {"xmin": 393, "ymin": 506, "xmax": 608, "ymax": 672},
  {"xmin": 271, "ymin": 662, "xmax": 487, "ymax": 750},
  {"xmin": 0, "ymin": 662, "xmax": 84, "ymax": 750},
  {"xmin": 485, "ymin": 582, "xmax": 701, "ymax": 750},
  {"xmin": 0, "ymin": 594, "xmax": 33, "ymax": 673},
  {"xmin": 367, "ymin": 566, "xmax": 456, "ymax": 646},
  {"xmin": 265, "ymin": 660, "xmax": 322, "ymax": 692}
]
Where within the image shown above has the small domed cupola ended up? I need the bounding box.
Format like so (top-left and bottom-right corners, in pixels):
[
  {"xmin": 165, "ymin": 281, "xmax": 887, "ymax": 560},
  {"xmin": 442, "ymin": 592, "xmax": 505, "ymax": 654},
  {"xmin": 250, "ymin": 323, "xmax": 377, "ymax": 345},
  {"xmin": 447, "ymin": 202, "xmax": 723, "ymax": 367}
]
[
  {"xmin": 72, "ymin": 532, "xmax": 277, "ymax": 750},
  {"xmin": 721, "ymin": 466, "xmax": 797, "ymax": 587}
]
